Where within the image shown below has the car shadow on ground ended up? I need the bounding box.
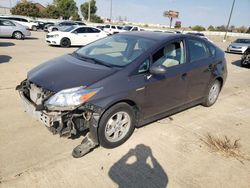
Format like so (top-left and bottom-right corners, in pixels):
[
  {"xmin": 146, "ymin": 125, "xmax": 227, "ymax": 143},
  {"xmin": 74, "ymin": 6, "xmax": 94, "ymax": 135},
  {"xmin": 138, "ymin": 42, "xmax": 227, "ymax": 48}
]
[
  {"xmin": 25, "ymin": 37, "xmax": 38, "ymax": 40},
  {"xmin": 0, "ymin": 42, "xmax": 15, "ymax": 47},
  {"xmin": 109, "ymin": 144, "xmax": 168, "ymax": 188},
  {"xmin": 232, "ymin": 60, "xmax": 250, "ymax": 68},
  {"xmin": 0, "ymin": 55, "xmax": 12, "ymax": 64}
]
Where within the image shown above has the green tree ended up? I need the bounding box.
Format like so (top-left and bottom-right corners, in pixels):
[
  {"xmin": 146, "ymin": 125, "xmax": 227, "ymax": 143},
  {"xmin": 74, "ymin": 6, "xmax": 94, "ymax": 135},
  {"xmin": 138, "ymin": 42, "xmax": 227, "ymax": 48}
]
[
  {"xmin": 246, "ymin": 27, "xmax": 250, "ymax": 33},
  {"xmin": 72, "ymin": 13, "xmax": 81, "ymax": 21},
  {"xmin": 11, "ymin": 1, "xmax": 40, "ymax": 17},
  {"xmin": 207, "ymin": 25, "xmax": 215, "ymax": 31},
  {"xmin": 54, "ymin": 0, "xmax": 78, "ymax": 20},
  {"xmin": 192, "ymin": 25, "xmax": 206, "ymax": 31},
  {"xmin": 215, "ymin": 25, "xmax": 226, "ymax": 32},
  {"xmin": 80, "ymin": 0, "xmax": 98, "ymax": 20},
  {"xmin": 42, "ymin": 4, "xmax": 60, "ymax": 19},
  {"xmin": 90, "ymin": 14, "xmax": 103, "ymax": 23}
]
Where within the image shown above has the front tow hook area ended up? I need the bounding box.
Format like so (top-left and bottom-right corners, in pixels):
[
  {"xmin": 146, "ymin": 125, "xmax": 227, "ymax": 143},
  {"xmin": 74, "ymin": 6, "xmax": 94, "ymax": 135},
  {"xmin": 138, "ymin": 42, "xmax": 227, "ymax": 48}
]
[{"xmin": 72, "ymin": 134, "xmax": 98, "ymax": 158}]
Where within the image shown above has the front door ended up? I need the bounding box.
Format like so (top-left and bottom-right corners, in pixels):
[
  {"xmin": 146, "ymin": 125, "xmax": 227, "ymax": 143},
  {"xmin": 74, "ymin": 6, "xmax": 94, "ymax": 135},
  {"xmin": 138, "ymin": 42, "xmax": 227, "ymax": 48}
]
[
  {"xmin": 0, "ymin": 20, "xmax": 15, "ymax": 37},
  {"xmin": 143, "ymin": 39, "xmax": 188, "ymax": 119}
]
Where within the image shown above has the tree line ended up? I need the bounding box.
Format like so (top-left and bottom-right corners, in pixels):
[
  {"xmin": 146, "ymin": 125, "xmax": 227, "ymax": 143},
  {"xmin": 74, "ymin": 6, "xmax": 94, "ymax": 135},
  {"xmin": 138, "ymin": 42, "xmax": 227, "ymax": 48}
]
[
  {"xmin": 191, "ymin": 25, "xmax": 250, "ymax": 33},
  {"xmin": 10, "ymin": 0, "xmax": 103, "ymax": 23}
]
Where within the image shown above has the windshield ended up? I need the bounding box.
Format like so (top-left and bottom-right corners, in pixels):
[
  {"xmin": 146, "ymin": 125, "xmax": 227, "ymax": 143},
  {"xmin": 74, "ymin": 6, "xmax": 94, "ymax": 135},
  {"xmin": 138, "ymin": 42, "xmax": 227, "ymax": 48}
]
[
  {"xmin": 75, "ymin": 35, "xmax": 156, "ymax": 67},
  {"xmin": 62, "ymin": 26, "xmax": 77, "ymax": 32},
  {"xmin": 234, "ymin": 39, "xmax": 250, "ymax": 44},
  {"xmin": 123, "ymin": 26, "xmax": 133, "ymax": 31}
]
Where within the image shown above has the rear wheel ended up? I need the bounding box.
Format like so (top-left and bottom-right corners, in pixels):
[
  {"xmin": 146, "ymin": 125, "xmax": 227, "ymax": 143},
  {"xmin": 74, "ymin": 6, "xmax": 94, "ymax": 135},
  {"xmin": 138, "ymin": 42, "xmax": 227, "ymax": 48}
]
[
  {"xmin": 60, "ymin": 38, "xmax": 71, "ymax": 48},
  {"xmin": 13, "ymin": 31, "xmax": 23, "ymax": 40},
  {"xmin": 202, "ymin": 80, "xmax": 221, "ymax": 107},
  {"xmin": 98, "ymin": 103, "xmax": 135, "ymax": 148}
]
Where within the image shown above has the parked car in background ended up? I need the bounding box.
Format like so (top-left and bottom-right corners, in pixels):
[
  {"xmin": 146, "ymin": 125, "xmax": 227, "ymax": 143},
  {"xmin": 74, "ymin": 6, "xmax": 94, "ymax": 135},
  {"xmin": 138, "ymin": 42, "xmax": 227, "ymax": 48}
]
[
  {"xmin": 227, "ymin": 38, "xmax": 250, "ymax": 54},
  {"xmin": 33, "ymin": 21, "xmax": 54, "ymax": 30},
  {"xmin": 0, "ymin": 19, "xmax": 31, "ymax": 39},
  {"xmin": 17, "ymin": 32, "xmax": 227, "ymax": 158},
  {"xmin": 241, "ymin": 47, "xmax": 250, "ymax": 67},
  {"xmin": 96, "ymin": 25, "xmax": 105, "ymax": 30},
  {"xmin": 46, "ymin": 25, "xmax": 107, "ymax": 47},
  {"xmin": 0, "ymin": 16, "xmax": 38, "ymax": 31},
  {"xmin": 47, "ymin": 21, "xmax": 85, "ymax": 32},
  {"xmin": 44, "ymin": 23, "xmax": 55, "ymax": 32},
  {"xmin": 121, "ymin": 25, "xmax": 142, "ymax": 32},
  {"xmin": 103, "ymin": 25, "xmax": 123, "ymax": 34},
  {"xmin": 74, "ymin": 21, "xmax": 86, "ymax": 26}
]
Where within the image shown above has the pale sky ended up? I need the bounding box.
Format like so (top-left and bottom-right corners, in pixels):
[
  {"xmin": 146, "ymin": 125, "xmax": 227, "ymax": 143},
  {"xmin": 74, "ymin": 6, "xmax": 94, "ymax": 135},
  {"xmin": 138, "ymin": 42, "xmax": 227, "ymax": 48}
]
[{"xmin": 1, "ymin": 0, "xmax": 249, "ymax": 27}]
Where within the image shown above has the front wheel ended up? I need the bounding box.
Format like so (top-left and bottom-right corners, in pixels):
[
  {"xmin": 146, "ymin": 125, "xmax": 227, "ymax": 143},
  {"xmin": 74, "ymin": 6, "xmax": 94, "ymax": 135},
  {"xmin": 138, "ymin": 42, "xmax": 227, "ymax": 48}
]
[
  {"xmin": 202, "ymin": 80, "xmax": 221, "ymax": 107},
  {"xmin": 60, "ymin": 38, "xmax": 71, "ymax": 48},
  {"xmin": 98, "ymin": 103, "xmax": 136, "ymax": 148}
]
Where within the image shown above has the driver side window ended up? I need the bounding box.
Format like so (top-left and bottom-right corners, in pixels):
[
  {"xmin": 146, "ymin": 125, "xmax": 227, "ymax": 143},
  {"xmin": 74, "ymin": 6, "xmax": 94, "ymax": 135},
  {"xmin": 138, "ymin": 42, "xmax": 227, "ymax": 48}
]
[{"xmin": 153, "ymin": 41, "xmax": 185, "ymax": 68}]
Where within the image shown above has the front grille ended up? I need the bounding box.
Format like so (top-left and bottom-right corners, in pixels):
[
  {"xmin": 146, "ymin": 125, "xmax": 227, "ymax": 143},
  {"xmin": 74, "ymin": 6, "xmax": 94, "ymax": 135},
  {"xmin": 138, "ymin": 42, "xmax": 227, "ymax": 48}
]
[{"xmin": 46, "ymin": 35, "xmax": 52, "ymax": 38}]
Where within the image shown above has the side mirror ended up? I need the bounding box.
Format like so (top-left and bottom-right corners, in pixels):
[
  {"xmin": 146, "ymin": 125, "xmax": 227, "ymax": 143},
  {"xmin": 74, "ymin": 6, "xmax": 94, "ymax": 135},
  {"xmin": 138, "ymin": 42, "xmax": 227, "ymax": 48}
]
[{"xmin": 149, "ymin": 64, "xmax": 167, "ymax": 75}]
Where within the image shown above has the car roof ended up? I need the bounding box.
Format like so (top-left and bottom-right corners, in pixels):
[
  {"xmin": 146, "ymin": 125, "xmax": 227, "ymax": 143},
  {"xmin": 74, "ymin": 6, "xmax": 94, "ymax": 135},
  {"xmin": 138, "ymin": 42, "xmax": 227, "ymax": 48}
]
[{"xmin": 118, "ymin": 31, "xmax": 182, "ymax": 41}]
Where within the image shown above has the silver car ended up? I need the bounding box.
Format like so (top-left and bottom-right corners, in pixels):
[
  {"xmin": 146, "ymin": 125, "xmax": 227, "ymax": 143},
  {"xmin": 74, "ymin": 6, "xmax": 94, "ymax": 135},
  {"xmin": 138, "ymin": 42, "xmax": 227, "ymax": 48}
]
[
  {"xmin": 0, "ymin": 19, "xmax": 31, "ymax": 39},
  {"xmin": 227, "ymin": 38, "xmax": 250, "ymax": 54}
]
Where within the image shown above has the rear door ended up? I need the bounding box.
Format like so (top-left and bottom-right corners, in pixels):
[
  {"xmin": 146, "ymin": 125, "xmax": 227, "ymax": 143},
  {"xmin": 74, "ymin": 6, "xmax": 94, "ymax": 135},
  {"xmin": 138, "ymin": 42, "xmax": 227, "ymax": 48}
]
[
  {"xmin": 143, "ymin": 39, "xmax": 188, "ymax": 119},
  {"xmin": 185, "ymin": 37, "xmax": 213, "ymax": 102}
]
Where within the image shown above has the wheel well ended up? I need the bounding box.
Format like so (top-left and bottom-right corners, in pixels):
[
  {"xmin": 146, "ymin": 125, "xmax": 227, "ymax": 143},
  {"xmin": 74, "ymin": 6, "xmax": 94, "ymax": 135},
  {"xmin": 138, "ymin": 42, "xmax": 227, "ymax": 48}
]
[
  {"xmin": 12, "ymin": 31, "xmax": 23, "ymax": 36},
  {"xmin": 102, "ymin": 100, "xmax": 140, "ymax": 125},
  {"xmin": 61, "ymin": 37, "xmax": 70, "ymax": 42},
  {"xmin": 216, "ymin": 77, "xmax": 223, "ymax": 88}
]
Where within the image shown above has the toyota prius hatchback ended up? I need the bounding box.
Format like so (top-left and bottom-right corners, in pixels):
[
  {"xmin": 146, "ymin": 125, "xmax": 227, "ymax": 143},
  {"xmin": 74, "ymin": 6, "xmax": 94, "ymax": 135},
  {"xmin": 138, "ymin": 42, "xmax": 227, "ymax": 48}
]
[{"xmin": 17, "ymin": 32, "xmax": 227, "ymax": 158}]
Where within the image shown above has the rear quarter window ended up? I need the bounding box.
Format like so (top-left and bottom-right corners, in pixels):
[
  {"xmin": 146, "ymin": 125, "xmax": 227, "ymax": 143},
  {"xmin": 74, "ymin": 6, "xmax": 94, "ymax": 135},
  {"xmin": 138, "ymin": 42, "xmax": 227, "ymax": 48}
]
[{"xmin": 207, "ymin": 42, "xmax": 216, "ymax": 57}]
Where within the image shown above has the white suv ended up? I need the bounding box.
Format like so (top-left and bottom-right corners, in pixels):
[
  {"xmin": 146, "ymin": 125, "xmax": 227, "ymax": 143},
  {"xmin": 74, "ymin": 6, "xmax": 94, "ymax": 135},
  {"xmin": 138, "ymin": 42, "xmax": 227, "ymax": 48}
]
[
  {"xmin": 0, "ymin": 16, "xmax": 38, "ymax": 31},
  {"xmin": 103, "ymin": 25, "xmax": 123, "ymax": 34}
]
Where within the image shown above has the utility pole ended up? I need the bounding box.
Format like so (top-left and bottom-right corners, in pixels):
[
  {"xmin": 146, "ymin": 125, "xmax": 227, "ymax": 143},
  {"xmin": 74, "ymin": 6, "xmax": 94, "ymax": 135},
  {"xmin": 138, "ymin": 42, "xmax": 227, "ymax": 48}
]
[
  {"xmin": 88, "ymin": 0, "xmax": 91, "ymax": 22},
  {"xmin": 110, "ymin": 0, "xmax": 112, "ymax": 22},
  {"xmin": 224, "ymin": 0, "xmax": 236, "ymax": 41}
]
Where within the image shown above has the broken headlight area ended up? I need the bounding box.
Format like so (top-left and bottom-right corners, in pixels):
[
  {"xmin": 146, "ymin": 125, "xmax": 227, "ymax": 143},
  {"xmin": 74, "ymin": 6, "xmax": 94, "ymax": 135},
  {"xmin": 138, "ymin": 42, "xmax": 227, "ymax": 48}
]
[{"xmin": 16, "ymin": 80, "xmax": 105, "ymax": 157}]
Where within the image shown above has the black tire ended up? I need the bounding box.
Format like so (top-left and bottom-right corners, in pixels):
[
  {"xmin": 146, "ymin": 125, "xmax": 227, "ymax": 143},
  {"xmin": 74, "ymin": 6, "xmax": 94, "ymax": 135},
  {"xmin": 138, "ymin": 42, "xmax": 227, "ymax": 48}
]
[
  {"xmin": 52, "ymin": 28, "xmax": 58, "ymax": 31},
  {"xmin": 12, "ymin": 31, "xmax": 24, "ymax": 40},
  {"xmin": 32, "ymin": 26, "xmax": 37, "ymax": 31},
  {"xmin": 98, "ymin": 103, "xmax": 136, "ymax": 148},
  {"xmin": 60, "ymin": 38, "xmax": 71, "ymax": 48},
  {"xmin": 202, "ymin": 80, "xmax": 221, "ymax": 107}
]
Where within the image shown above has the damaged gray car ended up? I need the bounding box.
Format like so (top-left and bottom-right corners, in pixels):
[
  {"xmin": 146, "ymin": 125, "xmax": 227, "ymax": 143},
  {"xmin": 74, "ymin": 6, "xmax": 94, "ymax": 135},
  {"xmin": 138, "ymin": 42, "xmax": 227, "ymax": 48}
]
[{"xmin": 16, "ymin": 32, "xmax": 227, "ymax": 158}]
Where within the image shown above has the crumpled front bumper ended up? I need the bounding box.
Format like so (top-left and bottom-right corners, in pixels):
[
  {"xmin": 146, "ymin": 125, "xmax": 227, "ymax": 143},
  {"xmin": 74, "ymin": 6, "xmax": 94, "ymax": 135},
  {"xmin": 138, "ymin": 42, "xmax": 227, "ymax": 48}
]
[{"xmin": 19, "ymin": 90, "xmax": 61, "ymax": 127}]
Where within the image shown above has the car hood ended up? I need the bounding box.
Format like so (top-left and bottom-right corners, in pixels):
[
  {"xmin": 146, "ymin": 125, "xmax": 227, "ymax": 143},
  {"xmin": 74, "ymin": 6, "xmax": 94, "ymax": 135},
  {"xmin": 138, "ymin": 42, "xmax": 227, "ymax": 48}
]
[
  {"xmin": 28, "ymin": 54, "xmax": 116, "ymax": 92},
  {"xmin": 230, "ymin": 42, "xmax": 250, "ymax": 47}
]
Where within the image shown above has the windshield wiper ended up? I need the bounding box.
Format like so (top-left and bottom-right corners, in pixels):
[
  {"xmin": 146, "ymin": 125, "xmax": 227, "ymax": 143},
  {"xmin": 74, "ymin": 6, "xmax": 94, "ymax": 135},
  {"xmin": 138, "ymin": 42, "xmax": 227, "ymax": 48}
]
[{"xmin": 72, "ymin": 52, "xmax": 112, "ymax": 68}]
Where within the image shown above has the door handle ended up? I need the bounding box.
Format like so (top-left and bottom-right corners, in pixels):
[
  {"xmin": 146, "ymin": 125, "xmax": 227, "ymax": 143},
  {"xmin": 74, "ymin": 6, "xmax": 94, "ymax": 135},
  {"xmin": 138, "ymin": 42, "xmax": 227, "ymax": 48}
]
[{"xmin": 181, "ymin": 73, "xmax": 187, "ymax": 80}]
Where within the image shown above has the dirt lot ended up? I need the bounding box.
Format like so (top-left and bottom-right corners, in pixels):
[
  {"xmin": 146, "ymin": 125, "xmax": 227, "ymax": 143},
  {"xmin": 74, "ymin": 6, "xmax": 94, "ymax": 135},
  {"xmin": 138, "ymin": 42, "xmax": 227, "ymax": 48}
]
[{"xmin": 0, "ymin": 32, "xmax": 250, "ymax": 188}]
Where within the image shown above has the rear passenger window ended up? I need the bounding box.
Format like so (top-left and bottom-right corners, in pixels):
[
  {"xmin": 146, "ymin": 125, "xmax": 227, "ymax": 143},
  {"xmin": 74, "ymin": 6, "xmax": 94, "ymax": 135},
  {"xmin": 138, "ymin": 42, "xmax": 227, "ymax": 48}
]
[
  {"xmin": 87, "ymin": 27, "xmax": 100, "ymax": 33},
  {"xmin": 187, "ymin": 39, "xmax": 209, "ymax": 62}
]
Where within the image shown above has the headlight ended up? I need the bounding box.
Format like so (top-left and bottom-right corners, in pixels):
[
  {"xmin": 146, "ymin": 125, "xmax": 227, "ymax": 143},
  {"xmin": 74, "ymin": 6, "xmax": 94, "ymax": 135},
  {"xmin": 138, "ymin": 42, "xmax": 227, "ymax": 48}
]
[
  {"xmin": 45, "ymin": 86, "xmax": 102, "ymax": 110},
  {"xmin": 53, "ymin": 34, "xmax": 59, "ymax": 38}
]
